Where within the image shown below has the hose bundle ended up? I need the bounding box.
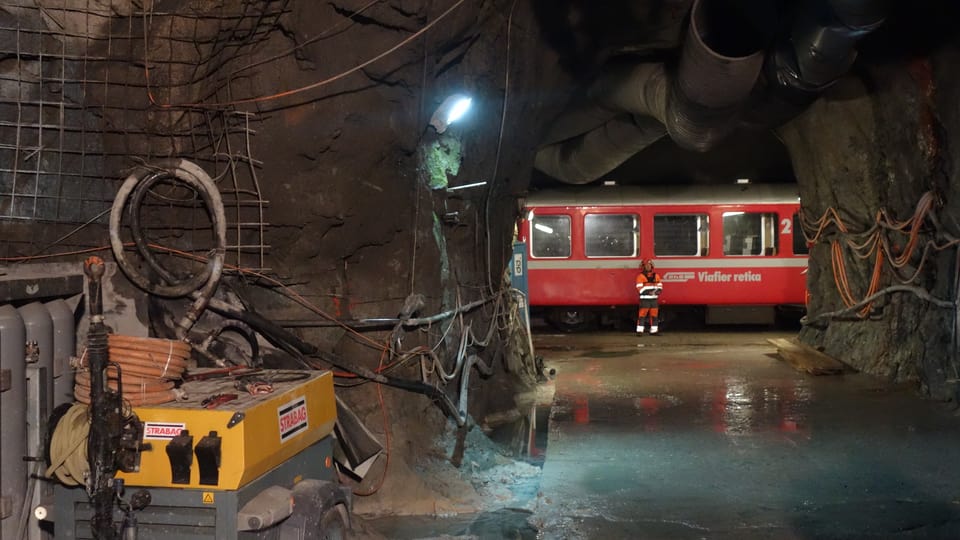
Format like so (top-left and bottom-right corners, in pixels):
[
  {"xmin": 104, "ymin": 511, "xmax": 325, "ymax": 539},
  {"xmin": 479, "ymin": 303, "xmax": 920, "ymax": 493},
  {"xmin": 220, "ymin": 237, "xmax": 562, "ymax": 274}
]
[
  {"xmin": 45, "ymin": 403, "xmax": 90, "ymax": 486},
  {"xmin": 109, "ymin": 159, "xmax": 226, "ymax": 339},
  {"xmin": 74, "ymin": 335, "xmax": 191, "ymax": 405}
]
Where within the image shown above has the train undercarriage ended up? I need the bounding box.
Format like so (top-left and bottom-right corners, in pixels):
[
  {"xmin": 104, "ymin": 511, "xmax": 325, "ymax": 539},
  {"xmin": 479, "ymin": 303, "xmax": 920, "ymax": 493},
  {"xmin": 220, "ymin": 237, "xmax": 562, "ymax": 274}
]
[{"xmin": 538, "ymin": 304, "xmax": 805, "ymax": 332}]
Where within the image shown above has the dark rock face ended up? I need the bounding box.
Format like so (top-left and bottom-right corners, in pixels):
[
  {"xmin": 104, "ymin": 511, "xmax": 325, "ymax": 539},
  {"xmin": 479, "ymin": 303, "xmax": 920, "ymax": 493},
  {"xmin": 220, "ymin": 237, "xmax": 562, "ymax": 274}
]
[
  {"xmin": 0, "ymin": 0, "xmax": 562, "ymax": 509},
  {"xmin": 780, "ymin": 18, "xmax": 960, "ymax": 400}
]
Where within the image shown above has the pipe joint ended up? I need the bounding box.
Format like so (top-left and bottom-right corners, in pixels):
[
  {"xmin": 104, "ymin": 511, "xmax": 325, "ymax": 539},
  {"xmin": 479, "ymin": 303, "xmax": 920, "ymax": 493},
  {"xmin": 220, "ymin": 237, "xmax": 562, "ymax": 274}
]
[{"xmin": 666, "ymin": 0, "xmax": 764, "ymax": 152}]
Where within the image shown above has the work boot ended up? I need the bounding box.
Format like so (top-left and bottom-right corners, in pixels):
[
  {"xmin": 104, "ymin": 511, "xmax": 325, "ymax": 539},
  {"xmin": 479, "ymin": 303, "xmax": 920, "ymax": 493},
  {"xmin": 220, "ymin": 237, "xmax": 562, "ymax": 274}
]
[
  {"xmin": 636, "ymin": 325, "xmax": 644, "ymax": 336},
  {"xmin": 650, "ymin": 325, "xmax": 660, "ymax": 336}
]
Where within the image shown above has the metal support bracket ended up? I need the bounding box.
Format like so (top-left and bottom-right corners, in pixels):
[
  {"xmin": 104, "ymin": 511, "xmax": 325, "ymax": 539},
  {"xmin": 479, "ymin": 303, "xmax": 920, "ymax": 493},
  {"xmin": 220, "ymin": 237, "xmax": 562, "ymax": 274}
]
[
  {"xmin": 165, "ymin": 430, "xmax": 194, "ymax": 485},
  {"xmin": 195, "ymin": 431, "xmax": 222, "ymax": 486}
]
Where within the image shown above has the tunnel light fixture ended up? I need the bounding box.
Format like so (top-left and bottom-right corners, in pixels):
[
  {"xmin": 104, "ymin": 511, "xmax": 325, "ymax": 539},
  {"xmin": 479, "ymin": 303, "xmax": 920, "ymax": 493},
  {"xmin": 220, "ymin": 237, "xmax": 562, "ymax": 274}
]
[
  {"xmin": 534, "ymin": 223, "xmax": 554, "ymax": 234},
  {"xmin": 429, "ymin": 93, "xmax": 473, "ymax": 133},
  {"xmin": 736, "ymin": 178, "xmax": 751, "ymax": 184},
  {"xmin": 447, "ymin": 96, "xmax": 472, "ymax": 124}
]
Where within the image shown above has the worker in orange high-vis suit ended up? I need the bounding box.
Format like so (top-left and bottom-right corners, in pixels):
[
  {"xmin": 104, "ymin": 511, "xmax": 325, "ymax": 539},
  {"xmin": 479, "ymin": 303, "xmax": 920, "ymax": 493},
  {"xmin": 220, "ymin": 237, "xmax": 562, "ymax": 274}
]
[{"xmin": 635, "ymin": 259, "xmax": 663, "ymax": 335}]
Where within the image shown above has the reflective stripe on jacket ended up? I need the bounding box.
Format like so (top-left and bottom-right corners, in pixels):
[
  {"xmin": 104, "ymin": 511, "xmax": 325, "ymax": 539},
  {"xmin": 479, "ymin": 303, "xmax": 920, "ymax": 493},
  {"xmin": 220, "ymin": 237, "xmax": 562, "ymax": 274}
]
[{"xmin": 636, "ymin": 271, "xmax": 662, "ymax": 300}]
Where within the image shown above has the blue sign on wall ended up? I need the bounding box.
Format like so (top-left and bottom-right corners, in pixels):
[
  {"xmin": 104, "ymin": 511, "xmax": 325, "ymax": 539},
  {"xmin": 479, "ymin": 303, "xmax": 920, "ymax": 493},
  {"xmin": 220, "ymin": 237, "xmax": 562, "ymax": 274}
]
[{"xmin": 510, "ymin": 242, "xmax": 529, "ymax": 327}]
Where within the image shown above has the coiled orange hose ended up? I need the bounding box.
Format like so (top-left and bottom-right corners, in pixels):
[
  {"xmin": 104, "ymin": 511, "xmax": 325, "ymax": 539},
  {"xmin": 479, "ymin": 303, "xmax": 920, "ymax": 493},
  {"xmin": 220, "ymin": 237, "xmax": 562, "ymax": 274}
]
[{"xmin": 74, "ymin": 335, "xmax": 191, "ymax": 405}]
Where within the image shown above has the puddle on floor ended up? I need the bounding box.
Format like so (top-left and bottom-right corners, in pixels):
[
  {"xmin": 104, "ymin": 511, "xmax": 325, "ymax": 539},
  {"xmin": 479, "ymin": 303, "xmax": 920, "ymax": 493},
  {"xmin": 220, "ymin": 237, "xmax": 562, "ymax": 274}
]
[
  {"xmin": 577, "ymin": 349, "xmax": 636, "ymax": 359},
  {"xmin": 370, "ymin": 404, "xmax": 550, "ymax": 539},
  {"xmin": 366, "ymin": 508, "xmax": 538, "ymax": 540},
  {"xmin": 487, "ymin": 403, "xmax": 551, "ymax": 467}
]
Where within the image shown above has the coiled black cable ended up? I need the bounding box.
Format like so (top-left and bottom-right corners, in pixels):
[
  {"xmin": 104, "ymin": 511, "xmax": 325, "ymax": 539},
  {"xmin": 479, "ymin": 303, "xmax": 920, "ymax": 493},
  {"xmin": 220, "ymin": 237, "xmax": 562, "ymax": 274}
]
[{"xmin": 109, "ymin": 159, "xmax": 226, "ymax": 338}]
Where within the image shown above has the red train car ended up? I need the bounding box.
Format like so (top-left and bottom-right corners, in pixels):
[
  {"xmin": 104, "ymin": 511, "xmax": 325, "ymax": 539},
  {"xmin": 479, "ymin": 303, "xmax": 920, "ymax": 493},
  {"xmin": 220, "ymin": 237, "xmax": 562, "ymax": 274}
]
[{"xmin": 517, "ymin": 183, "xmax": 808, "ymax": 330}]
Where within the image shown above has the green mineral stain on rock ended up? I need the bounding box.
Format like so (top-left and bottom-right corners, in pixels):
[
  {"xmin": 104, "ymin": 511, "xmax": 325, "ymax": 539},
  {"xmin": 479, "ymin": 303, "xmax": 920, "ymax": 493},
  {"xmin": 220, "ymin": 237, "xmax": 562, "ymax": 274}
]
[{"xmin": 421, "ymin": 135, "xmax": 462, "ymax": 190}]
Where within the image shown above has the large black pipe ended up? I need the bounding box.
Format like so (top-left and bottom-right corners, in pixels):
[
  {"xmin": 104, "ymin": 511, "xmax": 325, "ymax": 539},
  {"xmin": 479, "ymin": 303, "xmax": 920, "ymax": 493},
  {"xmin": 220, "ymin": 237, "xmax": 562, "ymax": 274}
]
[
  {"xmin": 666, "ymin": 0, "xmax": 766, "ymax": 152},
  {"xmin": 744, "ymin": 0, "xmax": 886, "ymax": 127},
  {"xmin": 534, "ymin": 0, "xmax": 766, "ymax": 183},
  {"xmin": 204, "ymin": 298, "xmax": 465, "ymax": 424},
  {"xmin": 535, "ymin": 0, "xmax": 887, "ymax": 184}
]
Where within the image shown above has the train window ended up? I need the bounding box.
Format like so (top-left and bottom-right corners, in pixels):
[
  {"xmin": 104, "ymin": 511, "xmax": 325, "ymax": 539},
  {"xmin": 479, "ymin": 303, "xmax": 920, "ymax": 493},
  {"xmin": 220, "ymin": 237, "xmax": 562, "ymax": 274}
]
[
  {"xmin": 792, "ymin": 213, "xmax": 810, "ymax": 255},
  {"xmin": 530, "ymin": 215, "xmax": 571, "ymax": 258},
  {"xmin": 584, "ymin": 214, "xmax": 637, "ymax": 257},
  {"xmin": 722, "ymin": 212, "xmax": 778, "ymax": 256},
  {"xmin": 654, "ymin": 214, "xmax": 708, "ymax": 256}
]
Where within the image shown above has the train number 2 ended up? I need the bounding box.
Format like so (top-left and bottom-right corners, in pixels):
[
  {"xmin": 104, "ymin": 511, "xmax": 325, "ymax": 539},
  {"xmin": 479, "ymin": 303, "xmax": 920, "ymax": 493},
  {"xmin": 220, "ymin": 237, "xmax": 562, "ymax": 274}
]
[{"xmin": 780, "ymin": 218, "xmax": 792, "ymax": 235}]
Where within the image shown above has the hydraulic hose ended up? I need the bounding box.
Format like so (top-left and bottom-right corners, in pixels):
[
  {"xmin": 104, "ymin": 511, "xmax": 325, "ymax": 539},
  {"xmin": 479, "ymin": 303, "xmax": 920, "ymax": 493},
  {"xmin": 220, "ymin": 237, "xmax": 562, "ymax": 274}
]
[
  {"xmin": 206, "ymin": 294, "xmax": 470, "ymax": 425},
  {"xmin": 110, "ymin": 159, "xmax": 226, "ymax": 338},
  {"xmin": 458, "ymin": 354, "xmax": 493, "ymax": 421},
  {"xmin": 309, "ymin": 352, "xmax": 464, "ymax": 425},
  {"xmin": 74, "ymin": 335, "xmax": 190, "ymax": 405},
  {"xmin": 197, "ymin": 319, "xmax": 262, "ymax": 367}
]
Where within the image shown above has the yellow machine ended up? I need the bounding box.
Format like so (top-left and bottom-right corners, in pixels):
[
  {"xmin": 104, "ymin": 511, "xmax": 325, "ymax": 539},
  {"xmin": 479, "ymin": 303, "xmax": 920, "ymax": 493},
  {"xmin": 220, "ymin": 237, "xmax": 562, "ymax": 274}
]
[
  {"xmin": 119, "ymin": 370, "xmax": 336, "ymax": 490},
  {"xmin": 55, "ymin": 370, "xmax": 351, "ymax": 539}
]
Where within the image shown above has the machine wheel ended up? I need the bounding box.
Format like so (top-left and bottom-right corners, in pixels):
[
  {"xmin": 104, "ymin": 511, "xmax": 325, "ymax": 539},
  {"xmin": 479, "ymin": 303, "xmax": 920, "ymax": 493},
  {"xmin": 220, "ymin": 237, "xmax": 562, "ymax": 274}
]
[
  {"xmin": 547, "ymin": 308, "xmax": 597, "ymax": 332},
  {"xmin": 318, "ymin": 504, "xmax": 349, "ymax": 540}
]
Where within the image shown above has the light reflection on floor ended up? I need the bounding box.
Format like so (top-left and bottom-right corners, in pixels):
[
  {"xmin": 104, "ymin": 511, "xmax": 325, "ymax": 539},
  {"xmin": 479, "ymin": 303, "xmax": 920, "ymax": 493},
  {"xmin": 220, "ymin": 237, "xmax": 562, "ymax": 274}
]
[
  {"xmin": 533, "ymin": 329, "xmax": 960, "ymax": 539},
  {"xmin": 368, "ymin": 329, "xmax": 960, "ymax": 539}
]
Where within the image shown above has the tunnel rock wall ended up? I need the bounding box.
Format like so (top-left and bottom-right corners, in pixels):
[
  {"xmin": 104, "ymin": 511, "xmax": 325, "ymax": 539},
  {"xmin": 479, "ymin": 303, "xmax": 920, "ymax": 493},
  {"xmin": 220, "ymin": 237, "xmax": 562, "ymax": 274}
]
[
  {"xmin": 225, "ymin": 0, "xmax": 566, "ymax": 510},
  {"xmin": 1, "ymin": 0, "xmax": 567, "ymax": 511},
  {"xmin": 779, "ymin": 30, "xmax": 960, "ymax": 400}
]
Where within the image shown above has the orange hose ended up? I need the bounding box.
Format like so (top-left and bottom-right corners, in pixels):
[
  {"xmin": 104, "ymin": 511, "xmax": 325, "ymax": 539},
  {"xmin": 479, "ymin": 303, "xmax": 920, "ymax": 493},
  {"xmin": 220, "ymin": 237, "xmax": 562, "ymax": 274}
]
[
  {"xmin": 814, "ymin": 192, "xmax": 948, "ymax": 319},
  {"xmin": 75, "ymin": 371, "xmax": 175, "ymax": 393},
  {"xmin": 74, "ymin": 335, "xmax": 191, "ymax": 405}
]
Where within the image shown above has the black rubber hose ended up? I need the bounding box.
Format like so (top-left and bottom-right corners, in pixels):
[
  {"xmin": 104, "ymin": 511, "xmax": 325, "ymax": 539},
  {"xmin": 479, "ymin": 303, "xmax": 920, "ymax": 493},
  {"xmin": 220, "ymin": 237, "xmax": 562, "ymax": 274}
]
[
  {"xmin": 204, "ymin": 298, "xmax": 464, "ymax": 424},
  {"xmin": 198, "ymin": 318, "xmax": 262, "ymax": 367},
  {"xmin": 206, "ymin": 298, "xmax": 313, "ymax": 360},
  {"xmin": 309, "ymin": 350, "xmax": 463, "ymax": 426},
  {"xmin": 126, "ymin": 170, "xmax": 212, "ymax": 296},
  {"xmin": 110, "ymin": 159, "xmax": 226, "ymax": 338}
]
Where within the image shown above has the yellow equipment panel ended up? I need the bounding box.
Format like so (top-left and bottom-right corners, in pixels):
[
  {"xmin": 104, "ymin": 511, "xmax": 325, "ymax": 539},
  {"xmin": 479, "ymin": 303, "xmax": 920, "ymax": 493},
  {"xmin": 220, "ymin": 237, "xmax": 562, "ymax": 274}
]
[{"xmin": 117, "ymin": 370, "xmax": 336, "ymax": 490}]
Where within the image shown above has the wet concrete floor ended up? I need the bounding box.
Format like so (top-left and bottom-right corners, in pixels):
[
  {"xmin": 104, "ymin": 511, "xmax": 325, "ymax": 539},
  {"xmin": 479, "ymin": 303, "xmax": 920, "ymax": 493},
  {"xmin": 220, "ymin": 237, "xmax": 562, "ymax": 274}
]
[{"xmin": 531, "ymin": 329, "xmax": 960, "ymax": 539}]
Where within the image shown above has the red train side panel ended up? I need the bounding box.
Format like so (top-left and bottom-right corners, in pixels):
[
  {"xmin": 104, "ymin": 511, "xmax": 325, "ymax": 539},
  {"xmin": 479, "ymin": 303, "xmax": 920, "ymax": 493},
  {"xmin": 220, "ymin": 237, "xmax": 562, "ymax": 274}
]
[{"xmin": 518, "ymin": 184, "xmax": 808, "ymax": 314}]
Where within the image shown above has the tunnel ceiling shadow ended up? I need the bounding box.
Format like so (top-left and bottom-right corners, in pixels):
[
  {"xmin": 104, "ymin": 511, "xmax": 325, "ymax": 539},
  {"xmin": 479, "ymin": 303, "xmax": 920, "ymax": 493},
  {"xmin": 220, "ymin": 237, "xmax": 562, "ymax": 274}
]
[{"xmin": 531, "ymin": 127, "xmax": 795, "ymax": 189}]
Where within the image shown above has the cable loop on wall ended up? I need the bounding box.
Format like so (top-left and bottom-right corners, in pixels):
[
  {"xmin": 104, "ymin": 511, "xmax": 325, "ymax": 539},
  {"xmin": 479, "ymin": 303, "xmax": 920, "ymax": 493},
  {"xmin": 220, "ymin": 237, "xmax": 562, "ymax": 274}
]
[
  {"xmin": 109, "ymin": 159, "xmax": 227, "ymax": 338},
  {"xmin": 799, "ymin": 190, "xmax": 959, "ymax": 319}
]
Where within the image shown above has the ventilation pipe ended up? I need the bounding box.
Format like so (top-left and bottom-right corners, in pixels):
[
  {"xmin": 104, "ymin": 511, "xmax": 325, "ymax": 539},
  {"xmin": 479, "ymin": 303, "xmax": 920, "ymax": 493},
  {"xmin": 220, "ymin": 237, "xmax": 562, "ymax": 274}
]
[
  {"xmin": 533, "ymin": 109, "xmax": 668, "ymax": 184},
  {"xmin": 534, "ymin": 0, "xmax": 765, "ymax": 184},
  {"xmin": 746, "ymin": 0, "xmax": 887, "ymax": 127},
  {"xmin": 665, "ymin": 0, "xmax": 766, "ymax": 151},
  {"xmin": 535, "ymin": 0, "xmax": 886, "ymax": 185}
]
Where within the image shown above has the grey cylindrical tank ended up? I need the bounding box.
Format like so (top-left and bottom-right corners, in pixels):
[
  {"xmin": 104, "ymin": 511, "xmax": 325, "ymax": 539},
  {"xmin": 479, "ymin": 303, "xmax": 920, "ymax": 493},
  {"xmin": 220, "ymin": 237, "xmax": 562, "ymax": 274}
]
[
  {"xmin": 19, "ymin": 302, "xmax": 54, "ymax": 416},
  {"xmin": 45, "ymin": 299, "xmax": 76, "ymax": 407},
  {"xmin": 0, "ymin": 304, "xmax": 27, "ymax": 540}
]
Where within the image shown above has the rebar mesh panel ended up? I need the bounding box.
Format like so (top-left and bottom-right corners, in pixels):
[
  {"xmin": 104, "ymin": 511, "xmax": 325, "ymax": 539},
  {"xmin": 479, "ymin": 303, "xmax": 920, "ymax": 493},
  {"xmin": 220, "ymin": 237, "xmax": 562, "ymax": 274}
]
[{"xmin": 0, "ymin": 0, "xmax": 283, "ymax": 271}]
